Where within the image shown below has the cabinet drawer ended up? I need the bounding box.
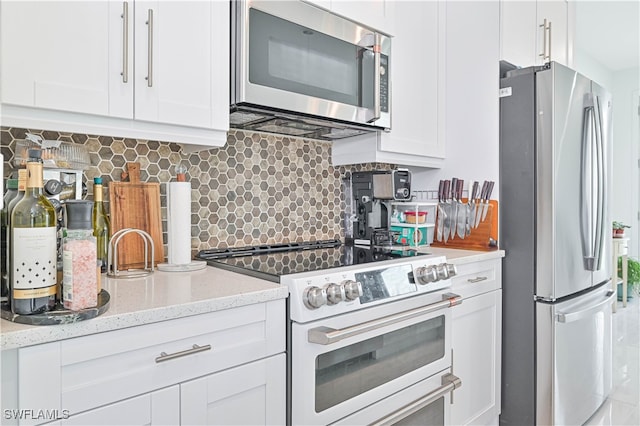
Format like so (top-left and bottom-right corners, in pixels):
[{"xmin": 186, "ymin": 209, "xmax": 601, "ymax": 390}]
[
  {"xmin": 451, "ymin": 258, "xmax": 502, "ymax": 299},
  {"xmin": 19, "ymin": 299, "xmax": 285, "ymax": 418},
  {"xmin": 614, "ymin": 240, "xmax": 628, "ymax": 256}
]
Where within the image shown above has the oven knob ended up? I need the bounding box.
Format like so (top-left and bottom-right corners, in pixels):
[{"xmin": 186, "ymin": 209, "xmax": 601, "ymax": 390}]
[
  {"xmin": 324, "ymin": 283, "xmax": 344, "ymax": 305},
  {"xmin": 445, "ymin": 263, "xmax": 457, "ymax": 277},
  {"xmin": 342, "ymin": 280, "xmax": 363, "ymax": 301},
  {"xmin": 436, "ymin": 263, "xmax": 450, "ymax": 280},
  {"xmin": 303, "ymin": 286, "xmax": 327, "ymax": 309},
  {"xmin": 415, "ymin": 266, "xmax": 438, "ymax": 284}
]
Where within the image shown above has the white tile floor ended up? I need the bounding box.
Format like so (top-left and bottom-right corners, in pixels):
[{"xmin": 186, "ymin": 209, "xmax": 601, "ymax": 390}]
[{"xmin": 585, "ymin": 295, "xmax": 640, "ymax": 426}]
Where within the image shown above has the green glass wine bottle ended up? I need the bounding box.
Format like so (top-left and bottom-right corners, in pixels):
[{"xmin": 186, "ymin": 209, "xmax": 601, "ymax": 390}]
[
  {"xmin": 10, "ymin": 151, "xmax": 57, "ymax": 314},
  {"xmin": 92, "ymin": 177, "xmax": 111, "ymax": 274}
]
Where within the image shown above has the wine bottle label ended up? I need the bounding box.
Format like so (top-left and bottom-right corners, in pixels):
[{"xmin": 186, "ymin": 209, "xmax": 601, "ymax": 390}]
[{"xmin": 11, "ymin": 227, "xmax": 57, "ymax": 295}]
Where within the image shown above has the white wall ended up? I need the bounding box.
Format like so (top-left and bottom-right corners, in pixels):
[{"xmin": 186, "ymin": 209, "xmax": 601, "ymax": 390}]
[
  {"xmin": 610, "ymin": 67, "xmax": 640, "ymax": 257},
  {"xmin": 410, "ymin": 1, "xmax": 500, "ymax": 199},
  {"xmin": 572, "ymin": 47, "xmax": 614, "ymax": 90}
]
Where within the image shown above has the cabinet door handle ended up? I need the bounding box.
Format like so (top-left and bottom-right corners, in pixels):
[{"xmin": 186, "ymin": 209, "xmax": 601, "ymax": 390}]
[
  {"xmin": 121, "ymin": 2, "xmax": 129, "ymax": 83},
  {"xmin": 146, "ymin": 9, "xmax": 154, "ymax": 87},
  {"xmin": 467, "ymin": 276, "xmax": 488, "ymax": 283},
  {"xmin": 155, "ymin": 344, "xmax": 211, "ymax": 363},
  {"xmin": 539, "ymin": 18, "xmax": 551, "ymax": 62}
]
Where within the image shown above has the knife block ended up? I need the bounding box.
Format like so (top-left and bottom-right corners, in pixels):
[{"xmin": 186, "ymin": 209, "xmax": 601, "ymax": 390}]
[{"xmin": 431, "ymin": 199, "xmax": 499, "ymax": 251}]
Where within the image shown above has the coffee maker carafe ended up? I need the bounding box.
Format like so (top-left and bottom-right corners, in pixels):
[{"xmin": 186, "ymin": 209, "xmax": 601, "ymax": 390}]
[{"xmin": 344, "ymin": 170, "xmax": 411, "ymax": 246}]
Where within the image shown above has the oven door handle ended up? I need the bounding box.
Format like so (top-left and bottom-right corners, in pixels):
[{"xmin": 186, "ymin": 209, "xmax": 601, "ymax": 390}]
[
  {"xmin": 308, "ymin": 292, "xmax": 462, "ymax": 345},
  {"xmin": 370, "ymin": 373, "xmax": 462, "ymax": 426}
]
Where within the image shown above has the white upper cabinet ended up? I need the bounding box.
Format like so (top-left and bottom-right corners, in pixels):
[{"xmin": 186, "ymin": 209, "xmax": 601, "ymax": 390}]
[
  {"xmin": 0, "ymin": 2, "xmax": 131, "ymax": 117},
  {"xmin": 303, "ymin": 0, "xmax": 394, "ymax": 34},
  {"xmin": 329, "ymin": 0, "xmax": 395, "ymax": 35},
  {"xmin": 0, "ymin": 0, "xmax": 228, "ymax": 150},
  {"xmin": 500, "ymin": 0, "xmax": 570, "ymax": 67},
  {"xmin": 133, "ymin": 1, "xmax": 226, "ymax": 130},
  {"xmin": 332, "ymin": 1, "xmax": 445, "ymax": 167}
]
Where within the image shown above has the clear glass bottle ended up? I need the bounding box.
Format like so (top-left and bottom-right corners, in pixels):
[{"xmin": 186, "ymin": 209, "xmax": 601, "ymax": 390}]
[
  {"xmin": 10, "ymin": 153, "xmax": 57, "ymax": 315},
  {"xmin": 63, "ymin": 200, "xmax": 97, "ymax": 311},
  {"xmin": 1, "ymin": 179, "xmax": 19, "ymax": 298},
  {"xmin": 92, "ymin": 177, "xmax": 110, "ymax": 274},
  {"xmin": 5, "ymin": 169, "xmax": 27, "ymax": 297}
]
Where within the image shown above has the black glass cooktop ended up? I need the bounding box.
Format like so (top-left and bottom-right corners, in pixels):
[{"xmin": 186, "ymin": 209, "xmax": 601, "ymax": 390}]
[{"xmin": 196, "ymin": 240, "xmax": 425, "ymax": 283}]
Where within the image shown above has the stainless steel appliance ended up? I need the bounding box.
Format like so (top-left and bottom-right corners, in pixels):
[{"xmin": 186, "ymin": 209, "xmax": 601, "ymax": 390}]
[
  {"xmin": 499, "ymin": 61, "xmax": 613, "ymax": 425},
  {"xmin": 345, "ymin": 170, "xmax": 411, "ymax": 246},
  {"xmin": 197, "ymin": 241, "xmax": 461, "ymax": 425},
  {"xmin": 231, "ymin": 0, "xmax": 391, "ymax": 140}
]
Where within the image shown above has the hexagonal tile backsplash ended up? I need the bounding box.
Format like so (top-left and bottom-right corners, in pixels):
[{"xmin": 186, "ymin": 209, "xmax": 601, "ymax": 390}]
[{"xmin": 1, "ymin": 127, "xmax": 391, "ymax": 256}]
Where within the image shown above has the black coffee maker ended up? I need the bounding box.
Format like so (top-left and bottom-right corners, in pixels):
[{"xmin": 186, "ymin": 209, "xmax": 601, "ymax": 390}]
[{"xmin": 344, "ymin": 170, "xmax": 412, "ymax": 246}]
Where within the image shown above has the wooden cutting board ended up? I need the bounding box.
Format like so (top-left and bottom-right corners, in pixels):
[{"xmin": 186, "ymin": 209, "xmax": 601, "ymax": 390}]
[{"xmin": 108, "ymin": 163, "xmax": 164, "ymax": 269}]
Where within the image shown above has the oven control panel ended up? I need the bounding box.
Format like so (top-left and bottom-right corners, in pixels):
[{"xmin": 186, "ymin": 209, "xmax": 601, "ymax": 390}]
[{"xmin": 285, "ymin": 255, "xmax": 456, "ymax": 323}]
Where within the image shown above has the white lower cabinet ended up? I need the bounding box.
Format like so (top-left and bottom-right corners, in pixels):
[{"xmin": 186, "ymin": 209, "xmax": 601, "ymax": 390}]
[
  {"xmin": 62, "ymin": 386, "xmax": 179, "ymax": 426},
  {"xmin": 8, "ymin": 299, "xmax": 285, "ymax": 426},
  {"xmin": 181, "ymin": 354, "xmax": 286, "ymax": 425},
  {"xmin": 451, "ymin": 258, "xmax": 503, "ymax": 426}
]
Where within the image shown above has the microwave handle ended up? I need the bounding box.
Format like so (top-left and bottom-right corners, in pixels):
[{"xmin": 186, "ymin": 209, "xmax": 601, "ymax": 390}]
[
  {"xmin": 308, "ymin": 292, "xmax": 462, "ymax": 345},
  {"xmin": 370, "ymin": 32, "xmax": 381, "ymax": 123},
  {"xmin": 359, "ymin": 33, "xmax": 382, "ymax": 123}
]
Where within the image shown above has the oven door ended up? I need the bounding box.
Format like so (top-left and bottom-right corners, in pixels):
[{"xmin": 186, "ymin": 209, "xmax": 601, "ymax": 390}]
[
  {"xmin": 291, "ymin": 293, "xmax": 457, "ymax": 426},
  {"xmin": 232, "ymin": 0, "xmax": 391, "ymax": 129}
]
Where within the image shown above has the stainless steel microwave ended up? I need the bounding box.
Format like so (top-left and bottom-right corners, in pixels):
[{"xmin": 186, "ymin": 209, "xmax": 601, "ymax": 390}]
[{"xmin": 231, "ymin": 0, "xmax": 391, "ymax": 140}]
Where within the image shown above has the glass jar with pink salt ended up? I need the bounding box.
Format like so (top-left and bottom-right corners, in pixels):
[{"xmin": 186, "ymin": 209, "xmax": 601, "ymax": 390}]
[{"xmin": 62, "ymin": 200, "xmax": 97, "ymax": 310}]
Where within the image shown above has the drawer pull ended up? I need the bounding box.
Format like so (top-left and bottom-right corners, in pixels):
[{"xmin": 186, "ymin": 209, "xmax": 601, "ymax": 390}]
[
  {"xmin": 155, "ymin": 344, "xmax": 211, "ymax": 363},
  {"xmin": 467, "ymin": 276, "xmax": 488, "ymax": 283}
]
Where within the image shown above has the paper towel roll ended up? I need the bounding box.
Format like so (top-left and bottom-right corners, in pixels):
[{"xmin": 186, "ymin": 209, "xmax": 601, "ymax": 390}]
[{"xmin": 166, "ymin": 182, "xmax": 192, "ymax": 265}]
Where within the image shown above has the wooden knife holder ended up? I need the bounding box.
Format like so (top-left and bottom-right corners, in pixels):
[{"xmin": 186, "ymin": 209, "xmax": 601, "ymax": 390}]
[{"xmin": 431, "ymin": 199, "xmax": 499, "ymax": 251}]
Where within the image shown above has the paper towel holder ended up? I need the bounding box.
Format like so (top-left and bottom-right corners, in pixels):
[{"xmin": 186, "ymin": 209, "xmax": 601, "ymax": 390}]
[{"xmin": 107, "ymin": 228, "xmax": 155, "ymax": 278}]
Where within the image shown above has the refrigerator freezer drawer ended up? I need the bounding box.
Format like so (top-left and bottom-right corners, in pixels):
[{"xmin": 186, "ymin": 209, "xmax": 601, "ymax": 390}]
[{"xmin": 536, "ymin": 285, "xmax": 614, "ymax": 425}]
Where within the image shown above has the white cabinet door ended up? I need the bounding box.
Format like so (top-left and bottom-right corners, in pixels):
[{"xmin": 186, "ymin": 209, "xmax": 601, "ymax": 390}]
[
  {"xmin": 61, "ymin": 386, "xmax": 179, "ymax": 426},
  {"xmin": 378, "ymin": 0, "xmax": 443, "ymax": 159},
  {"xmin": 537, "ymin": 0, "xmax": 568, "ymax": 66},
  {"xmin": 181, "ymin": 354, "xmax": 286, "ymax": 426},
  {"xmin": 451, "ymin": 290, "xmax": 502, "ymax": 426},
  {"xmin": 0, "ymin": 1, "xmax": 132, "ymax": 118},
  {"xmin": 500, "ymin": 1, "xmax": 537, "ymax": 67},
  {"xmin": 134, "ymin": 1, "xmax": 228, "ymax": 130},
  {"xmin": 500, "ymin": 0, "xmax": 568, "ymax": 67},
  {"xmin": 329, "ymin": 0, "xmax": 394, "ymax": 34}
]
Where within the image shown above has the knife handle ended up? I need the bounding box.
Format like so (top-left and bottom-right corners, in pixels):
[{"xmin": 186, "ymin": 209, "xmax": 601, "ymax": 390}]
[
  {"xmin": 443, "ymin": 180, "xmax": 451, "ymax": 202},
  {"xmin": 451, "ymin": 178, "xmax": 458, "ymax": 202},
  {"xmin": 438, "ymin": 180, "xmax": 444, "ymax": 203},
  {"xmin": 457, "ymin": 179, "xmax": 464, "ymax": 200}
]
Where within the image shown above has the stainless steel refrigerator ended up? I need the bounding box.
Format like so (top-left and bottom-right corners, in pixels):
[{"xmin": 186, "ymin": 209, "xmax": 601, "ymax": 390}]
[{"xmin": 499, "ymin": 62, "xmax": 614, "ymax": 426}]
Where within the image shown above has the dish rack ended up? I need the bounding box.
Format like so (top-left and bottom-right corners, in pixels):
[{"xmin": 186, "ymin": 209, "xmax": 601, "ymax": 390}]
[{"xmin": 389, "ymin": 201, "xmax": 437, "ymax": 247}]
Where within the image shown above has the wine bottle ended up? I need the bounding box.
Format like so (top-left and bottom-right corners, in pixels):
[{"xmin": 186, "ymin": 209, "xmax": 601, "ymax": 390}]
[
  {"xmin": 10, "ymin": 152, "xmax": 57, "ymax": 314},
  {"xmin": 4, "ymin": 169, "xmax": 27, "ymax": 301},
  {"xmin": 1, "ymin": 179, "xmax": 19, "ymax": 298},
  {"xmin": 92, "ymin": 177, "xmax": 111, "ymax": 274}
]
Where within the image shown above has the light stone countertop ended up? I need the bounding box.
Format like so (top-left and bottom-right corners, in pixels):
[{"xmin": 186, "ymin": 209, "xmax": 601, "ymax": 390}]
[
  {"xmin": 0, "ymin": 248, "xmax": 504, "ymax": 350},
  {"xmin": 1, "ymin": 266, "xmax": 288, "ymax": 350},
  {"xmin": 422, "ymin": 247, "xmax": 505, "ymax": 264}
]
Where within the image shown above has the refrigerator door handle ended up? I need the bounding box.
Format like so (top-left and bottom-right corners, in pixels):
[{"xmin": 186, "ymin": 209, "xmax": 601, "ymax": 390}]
[
  {"xmin": 593, "ymin": 95, "xmax": 606, "ymax": 271},
  {"xmin": 556, "ymin": 290, "xmax": 615, "ymax": 323},
  {"xmin": 580, "ymin": 102, "xmax": 596, "ymax": 271}
]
